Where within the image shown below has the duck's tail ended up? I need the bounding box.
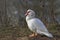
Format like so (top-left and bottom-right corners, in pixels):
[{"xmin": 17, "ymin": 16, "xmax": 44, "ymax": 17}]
[{"xmin": 43, "ymin": 32, "xmax": 53, "ymax": 38}]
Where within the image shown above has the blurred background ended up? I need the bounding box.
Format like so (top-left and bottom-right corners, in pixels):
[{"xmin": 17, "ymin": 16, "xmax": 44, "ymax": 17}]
[{"xmin": 0, "ymin": 0, "xmax": 60, "ymax": 40}]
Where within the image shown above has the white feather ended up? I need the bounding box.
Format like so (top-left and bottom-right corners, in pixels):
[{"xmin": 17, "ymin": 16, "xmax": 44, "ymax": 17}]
[{"xmin": 26, "ymin": 9, "xmax": 53, "ymax": 38}]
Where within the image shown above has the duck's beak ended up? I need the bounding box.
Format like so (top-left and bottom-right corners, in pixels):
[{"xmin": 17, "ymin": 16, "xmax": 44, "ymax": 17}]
[
  {"xmin": 25, "ymin": 11, "xmax": 30, "ymax": 16},
  {"xmin": 25, "ymin": 12, "xmax": 28, "ymax": 16}
]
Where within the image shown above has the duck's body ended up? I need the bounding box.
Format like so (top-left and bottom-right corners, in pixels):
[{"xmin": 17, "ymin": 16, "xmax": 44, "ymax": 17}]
[{"xmin": 25, "ymin": 9, "xmax": 53, "ymax": 38}]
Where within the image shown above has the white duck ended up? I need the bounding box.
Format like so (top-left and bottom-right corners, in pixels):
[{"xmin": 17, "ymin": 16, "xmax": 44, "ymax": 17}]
[{"xmin": 25, "ymin": 9, "xmax": 53, "ymax": 38}]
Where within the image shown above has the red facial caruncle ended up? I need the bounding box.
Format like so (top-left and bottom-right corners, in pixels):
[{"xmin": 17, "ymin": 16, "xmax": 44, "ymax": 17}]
[{"xmin": 25, "ymin": 11, "xmax": 31, "ymax": 16}]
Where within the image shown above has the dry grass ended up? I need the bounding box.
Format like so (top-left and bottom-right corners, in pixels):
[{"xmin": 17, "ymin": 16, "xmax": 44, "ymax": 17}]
[{"xmin": 0, "ymin": 24, "xmax": 60, "ymax": 40}]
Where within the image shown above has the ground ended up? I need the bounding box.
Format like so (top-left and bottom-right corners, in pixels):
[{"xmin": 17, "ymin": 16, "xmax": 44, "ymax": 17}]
[
  {"xmin": 0, "ymin": 34, "xmax": 60, "ymax": 40},
  {"xmin": 0, "ymin": 24, "xmax": 60, "ymax": 40}
]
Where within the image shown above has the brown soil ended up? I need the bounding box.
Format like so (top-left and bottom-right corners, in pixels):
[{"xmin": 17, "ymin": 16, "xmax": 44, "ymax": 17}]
[
  {"xmin": 0, "ymin": 34, "xmax": 60, "ymax": 40},
  {"xmin": 17, "ymin": 35, "xmax": 60, "ymax": 40}
]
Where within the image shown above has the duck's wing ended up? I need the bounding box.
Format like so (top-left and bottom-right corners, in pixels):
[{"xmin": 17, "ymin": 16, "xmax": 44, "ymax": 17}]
[{"xmin": 32, "ymin": 18, "xmax": 53, "ymax": 38}]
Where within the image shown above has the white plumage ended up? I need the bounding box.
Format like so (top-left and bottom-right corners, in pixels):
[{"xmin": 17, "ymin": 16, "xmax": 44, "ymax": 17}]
[{"xmin": 25, "ymin": 9, "xmax": 53, "ymax": 38}]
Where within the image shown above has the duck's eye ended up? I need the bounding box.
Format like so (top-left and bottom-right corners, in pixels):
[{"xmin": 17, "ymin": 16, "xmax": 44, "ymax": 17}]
[{"xmin": 31, "ymin": 14, "xmax": 33, "ymax": 16}]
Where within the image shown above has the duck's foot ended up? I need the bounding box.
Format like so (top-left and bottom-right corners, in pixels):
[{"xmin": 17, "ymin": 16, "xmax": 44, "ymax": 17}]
[{"xmin": 29, "ymin": 33, "xmax": 37, "ymax": 38}]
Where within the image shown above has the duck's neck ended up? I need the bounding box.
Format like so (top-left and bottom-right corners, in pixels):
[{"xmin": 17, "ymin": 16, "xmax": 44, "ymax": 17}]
[{"xmin": 26, "ymin": 16, "xmax": 35, "ymax": 21}]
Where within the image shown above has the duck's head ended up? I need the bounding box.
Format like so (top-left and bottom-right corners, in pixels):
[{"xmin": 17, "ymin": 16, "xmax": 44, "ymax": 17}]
[{"xmin": 25, "ymin": 9, "xmax": 35, "ymax": 20}]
